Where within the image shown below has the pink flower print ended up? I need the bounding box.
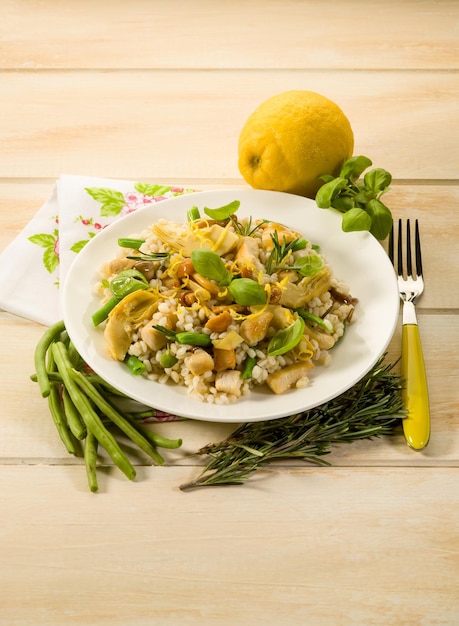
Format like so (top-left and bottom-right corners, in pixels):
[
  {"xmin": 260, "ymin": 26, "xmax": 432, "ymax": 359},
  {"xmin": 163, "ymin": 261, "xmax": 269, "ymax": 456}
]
[
  {"xmin": 120, "ymin": 204, "xmax": 139, "ymax": 217},
  {"xmin": 171, "ymin": 187, "xmax": 185, "ymax": 193},
  {"xmin": 54, "ymin": 236, "xmax": 60, "ymax": 259},
  {"xmin": 94, "ymin": 222, "xmax": 103, "ymax": 230},
  {"xmin": 124, "ymin": 191, "xmax": 144, "ymax": 209}
]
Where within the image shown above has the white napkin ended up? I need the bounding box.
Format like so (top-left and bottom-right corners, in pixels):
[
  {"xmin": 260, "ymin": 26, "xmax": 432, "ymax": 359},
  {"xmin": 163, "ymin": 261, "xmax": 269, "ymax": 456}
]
[{"xmin": 0, "ymin": 174, "xmax": 194, "ymax": 326}]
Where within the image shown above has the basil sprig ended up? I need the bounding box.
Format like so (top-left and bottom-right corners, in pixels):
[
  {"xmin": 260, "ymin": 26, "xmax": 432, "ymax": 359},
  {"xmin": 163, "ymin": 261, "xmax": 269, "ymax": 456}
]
[{"xmin": 315, "ymin": 155, "xmax": 393, "ymax": 240}]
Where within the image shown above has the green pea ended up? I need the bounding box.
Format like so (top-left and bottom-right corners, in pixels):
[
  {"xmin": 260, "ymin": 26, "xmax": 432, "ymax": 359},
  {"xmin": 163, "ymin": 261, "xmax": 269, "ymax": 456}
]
[{"xmin": 161, "ymin": 352, "xmax": 179, "ymax": 368}]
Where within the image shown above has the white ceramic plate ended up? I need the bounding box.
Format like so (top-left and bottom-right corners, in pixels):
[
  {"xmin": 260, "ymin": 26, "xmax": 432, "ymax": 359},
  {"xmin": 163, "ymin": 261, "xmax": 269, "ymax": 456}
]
[{"xmin": 62, "ymin": 189, "xmax": 399, "ymax": 423}]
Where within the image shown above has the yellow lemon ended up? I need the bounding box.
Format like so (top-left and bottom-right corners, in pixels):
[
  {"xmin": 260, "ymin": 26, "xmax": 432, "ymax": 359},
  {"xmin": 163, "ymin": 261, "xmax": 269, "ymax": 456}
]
[{"xmin": 238, "ymin": 90, "xmax": 354, "ymax": 198}]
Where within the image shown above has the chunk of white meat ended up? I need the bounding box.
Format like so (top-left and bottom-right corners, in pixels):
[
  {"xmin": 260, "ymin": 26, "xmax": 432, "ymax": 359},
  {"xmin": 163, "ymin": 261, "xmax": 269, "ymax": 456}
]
[
  {"xmin": 140, "ymin": 312, "xmax": 177, "ymax": 352},
  {"xmin": 215, "ymin": 370, "xmax": 243, "ymax": 397},
  {"xmin": 234, "ymin": 236, "xmax": 264, "ymax": 275},
  {"xmin": 266, "ymin": 361, "xmax": 314, "ymax": 395},
  {"xmin": 239, "ymin": 310, "xmax": 274, "ymax": 345},
  {"xmin": 187, "ymin": 350, "xmax": 215, "ymax": 376}
]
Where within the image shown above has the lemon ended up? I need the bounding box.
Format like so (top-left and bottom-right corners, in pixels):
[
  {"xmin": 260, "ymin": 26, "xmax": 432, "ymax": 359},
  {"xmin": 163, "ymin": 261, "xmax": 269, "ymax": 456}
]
[{"xmin": 238, "ymin": 90, "xmax": 354, "ymax": 198}]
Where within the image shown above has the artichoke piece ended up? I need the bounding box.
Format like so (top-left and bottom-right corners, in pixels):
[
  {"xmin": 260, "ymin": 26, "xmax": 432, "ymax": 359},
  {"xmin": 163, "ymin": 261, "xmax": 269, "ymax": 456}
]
[
  {"xmin": 104, "ymin": 290, "xmax": 159, "ymax": 361},
  {"xmin": 279, "ymin": 268, "xmax": 331, "ymax": 309},
  {"xmin": 153, "ymin": 222, "xmax": 239, "ymax": 257}
]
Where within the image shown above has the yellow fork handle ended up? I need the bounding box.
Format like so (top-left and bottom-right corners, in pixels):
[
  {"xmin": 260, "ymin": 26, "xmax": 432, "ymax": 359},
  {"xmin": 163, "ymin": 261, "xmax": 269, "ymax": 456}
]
[{"xmin": 401, "ymin": 323, "xmax": 430, "ymax": 450}]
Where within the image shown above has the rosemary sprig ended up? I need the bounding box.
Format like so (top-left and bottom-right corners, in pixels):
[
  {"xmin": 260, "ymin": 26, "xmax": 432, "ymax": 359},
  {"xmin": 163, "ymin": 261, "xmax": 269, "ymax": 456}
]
[
  {"xmin": 179, "ymin": 355, "xmax": 405, "ymax": 491},
  {"xmin": 230, "ymin": 216, "xmax": 268, "ymax": 237},
  {"xmin": 265, "ymin": 231, "xmax": 306, "ymax": 273}
]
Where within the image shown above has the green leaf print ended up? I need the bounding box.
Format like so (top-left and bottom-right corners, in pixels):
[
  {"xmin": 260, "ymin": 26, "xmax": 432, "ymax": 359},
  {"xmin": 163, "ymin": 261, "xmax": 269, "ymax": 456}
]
[
  {"xmin": 70, "ymin": 240, "xmax": 89, "ymax": 253},
  {"xmin": 43, "ymin": 246, "xmax": 59, "ymax": 274},
  {"xmin": 85, "ymin": 187, "xmax": 125, "ymax": 216},
  {"xmin": 134, "ymin": 183, "xmax": 172, "ymax": 196},
  {"xmin": 28, "ymin": 233, "xmax": 56, "ymax": 248}
]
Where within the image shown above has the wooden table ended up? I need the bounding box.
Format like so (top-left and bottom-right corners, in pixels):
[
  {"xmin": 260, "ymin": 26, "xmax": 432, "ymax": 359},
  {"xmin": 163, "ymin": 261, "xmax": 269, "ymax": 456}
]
[{"xmin": 1, "ymin": 2, "xmax": 458, "ymax": 624}]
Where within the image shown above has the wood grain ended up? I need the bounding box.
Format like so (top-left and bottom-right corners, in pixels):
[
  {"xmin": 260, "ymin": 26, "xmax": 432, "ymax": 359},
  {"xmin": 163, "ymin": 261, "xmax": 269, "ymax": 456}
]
[
  {"xmin": 1, "ymin": 465, "xmax": 458, "ymax": 625},
  {"xmin": 1, "ymin": 70, "xmax": 457, "ymax": 180},
  {"xmin": 1, "ymin": 1, "xmax": 458, "ymax": 623},
  {"xmin": 2, "ymin": 0, "xmax": 458, "ymax": 70}
]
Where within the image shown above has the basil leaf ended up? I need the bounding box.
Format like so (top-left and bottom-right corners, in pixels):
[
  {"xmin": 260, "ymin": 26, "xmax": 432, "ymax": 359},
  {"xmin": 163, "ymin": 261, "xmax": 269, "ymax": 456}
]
[
  {"xmin": 339, "ymin": 155, "xmax": 372, "ymax": 182},
  {"xmin": 291, "ymin": 254, "xmax": 324, "ymax": 277},
  {"xmin": 267, "ymin": 317, "xmax": 305, "ymax": 356},
  {"xmin": 315, "ymin": 177, "xmax": 348, "ymax": 208},
  {"xmin": 203, "ymin": 200, "xmax": 240, "ymax": 220},
  {"xmin": 228, "ymin": 278, "xmax": 267, "ymax": 306},
  {"xmin": 191, "ymin": 249, "xmax": 232, "ymax": 285},
  {"xmin": 366, "ymin": 199, "xmax": 393, "ymax": 240},
  {"xmin": 331, "ymin": 195, "xmax": 354, "ymax": 213},
  {"xmin": 342, "ymin": 208, "xmax": 372, "ymax": 233},
  {"xmin": 318, "ymin": 174, "xmax": 335, "ymax": 183},
  {"xmin": 363, "ymin": 168, "xmax": 392, "ymax": 195},
  {"xmin": 109, "ymin": 270, "xmax": 149, "ymax": 298}
]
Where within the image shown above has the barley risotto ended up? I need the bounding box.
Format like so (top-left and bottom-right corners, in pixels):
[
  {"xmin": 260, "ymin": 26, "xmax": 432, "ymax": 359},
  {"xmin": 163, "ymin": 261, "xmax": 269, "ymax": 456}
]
[{"xmin": 93, "ymin": 201, "xmax": 357, "ymax": 404}]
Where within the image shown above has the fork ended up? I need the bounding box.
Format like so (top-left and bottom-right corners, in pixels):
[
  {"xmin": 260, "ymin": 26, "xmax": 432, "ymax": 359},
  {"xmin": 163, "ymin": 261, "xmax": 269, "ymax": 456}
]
[{"xmin": 388, "ymin": 219, "xmax": 430, "ymax": 450}]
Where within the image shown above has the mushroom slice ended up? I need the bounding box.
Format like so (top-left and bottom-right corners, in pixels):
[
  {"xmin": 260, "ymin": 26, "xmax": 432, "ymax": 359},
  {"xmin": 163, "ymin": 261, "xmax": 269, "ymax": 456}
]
[{"xmin": 104, "ymin": 291, "xmax": 158, "ymax": 361}]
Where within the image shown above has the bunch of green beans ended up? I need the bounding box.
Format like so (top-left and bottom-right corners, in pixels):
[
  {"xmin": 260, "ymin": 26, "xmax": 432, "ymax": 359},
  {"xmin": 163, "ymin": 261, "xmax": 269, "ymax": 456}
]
[{"xmin": 32, "ymin": 320, "xmax": 183, "ymax": 492}]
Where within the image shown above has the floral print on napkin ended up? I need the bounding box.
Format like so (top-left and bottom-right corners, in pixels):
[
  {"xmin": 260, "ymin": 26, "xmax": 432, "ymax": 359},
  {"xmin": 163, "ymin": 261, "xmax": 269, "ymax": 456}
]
[{"xmin": 28, "ymin": 182, "xmax": 192, "ymax": 282}]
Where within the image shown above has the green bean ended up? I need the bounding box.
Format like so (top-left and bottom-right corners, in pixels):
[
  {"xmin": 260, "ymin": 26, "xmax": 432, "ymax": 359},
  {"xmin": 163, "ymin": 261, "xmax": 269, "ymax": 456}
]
[
  {"xmin": 30, "ymin": 371, "xmax": 62, "ymax": 384},
  {"xmin": 67, "ymin": 340, "xmax": 83, "ymax": 368},
  {"xmin": 176, "ymin": 332, "xmax": 212, "ymax": 347},
  {"xmin": 124, "ymin": 355, "xmax": 147, "ymax": 376},
  {"xmin": 84, "ymin": 431, "xmax": 99, "ymax": 493},
  {"xmin": 70, "ymin": 368, "xmax": 166, "ymax": 465},
  {"xmin": 187, "ymin": 206, "xmax": 201, "ymax": 221},
  {"xmin": 91, "ymin": 296, "xmax": 120, "ymax": 327},
  {"xmin": 241, "ymin": 355, "xmax": 257, "ymax": 380},
  {"xmin": 51, "ymin": 342, "xmax": 136, "ymax": 480},
  {"xmin": 117, "ymin": 238, "xmax": 145, "ymax": 249},
  {"xmin": 47, "ymin": 384, "xmax": 78, "ymax": 455},
  {"xmin": 62, "ymin": 387, "xmax": 87, "ymax": 440},
  {"xmin": 135, "ymin": 425, "xmax": 183, "ymax": 450},
  {"xmin": 33, "ymin": 320, "xmax": 66, "ymax": 397}
]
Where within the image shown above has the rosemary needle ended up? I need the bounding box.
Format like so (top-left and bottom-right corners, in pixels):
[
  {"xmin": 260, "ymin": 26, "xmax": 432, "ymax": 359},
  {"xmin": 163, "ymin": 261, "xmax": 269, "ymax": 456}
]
[{"xmin": 179, "ymin": 355, "xmax": 405, "ymax": 491}]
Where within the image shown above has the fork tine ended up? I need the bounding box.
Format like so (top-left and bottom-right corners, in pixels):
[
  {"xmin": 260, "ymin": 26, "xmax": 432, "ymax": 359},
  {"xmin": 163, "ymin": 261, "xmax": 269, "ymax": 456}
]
[
  {"xmin": 406, "ymin": 218, "xmax": 413, "ymax": 277},
  {"xmin": 415, "ymin": 219, "xmax": 423, "ymax": 277},
  {"xmin": 388, "ymin": 221, "xmax": 394, "ymax": 263},
  {"xmin": 397, "ymin": 219, "xmax": 404, "ymax": 277}
]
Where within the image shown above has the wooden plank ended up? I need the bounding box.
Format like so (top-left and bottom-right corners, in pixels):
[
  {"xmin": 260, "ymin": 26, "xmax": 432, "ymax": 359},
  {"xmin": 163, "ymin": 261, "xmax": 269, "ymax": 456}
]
[
  {"xmin": 0, "ymin": 465, "xmax": 458, "ymax": 625},
  {"xmin": 0, "ymin": 70, "xmax": 457, "ymax": 180},
  {"xmin": 1, "ymin": 0, "xmax": 458, "ymax": 70},
  {"xmin": 0, "ymin": 313, "xmax": 457, "ymax": 465}
]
